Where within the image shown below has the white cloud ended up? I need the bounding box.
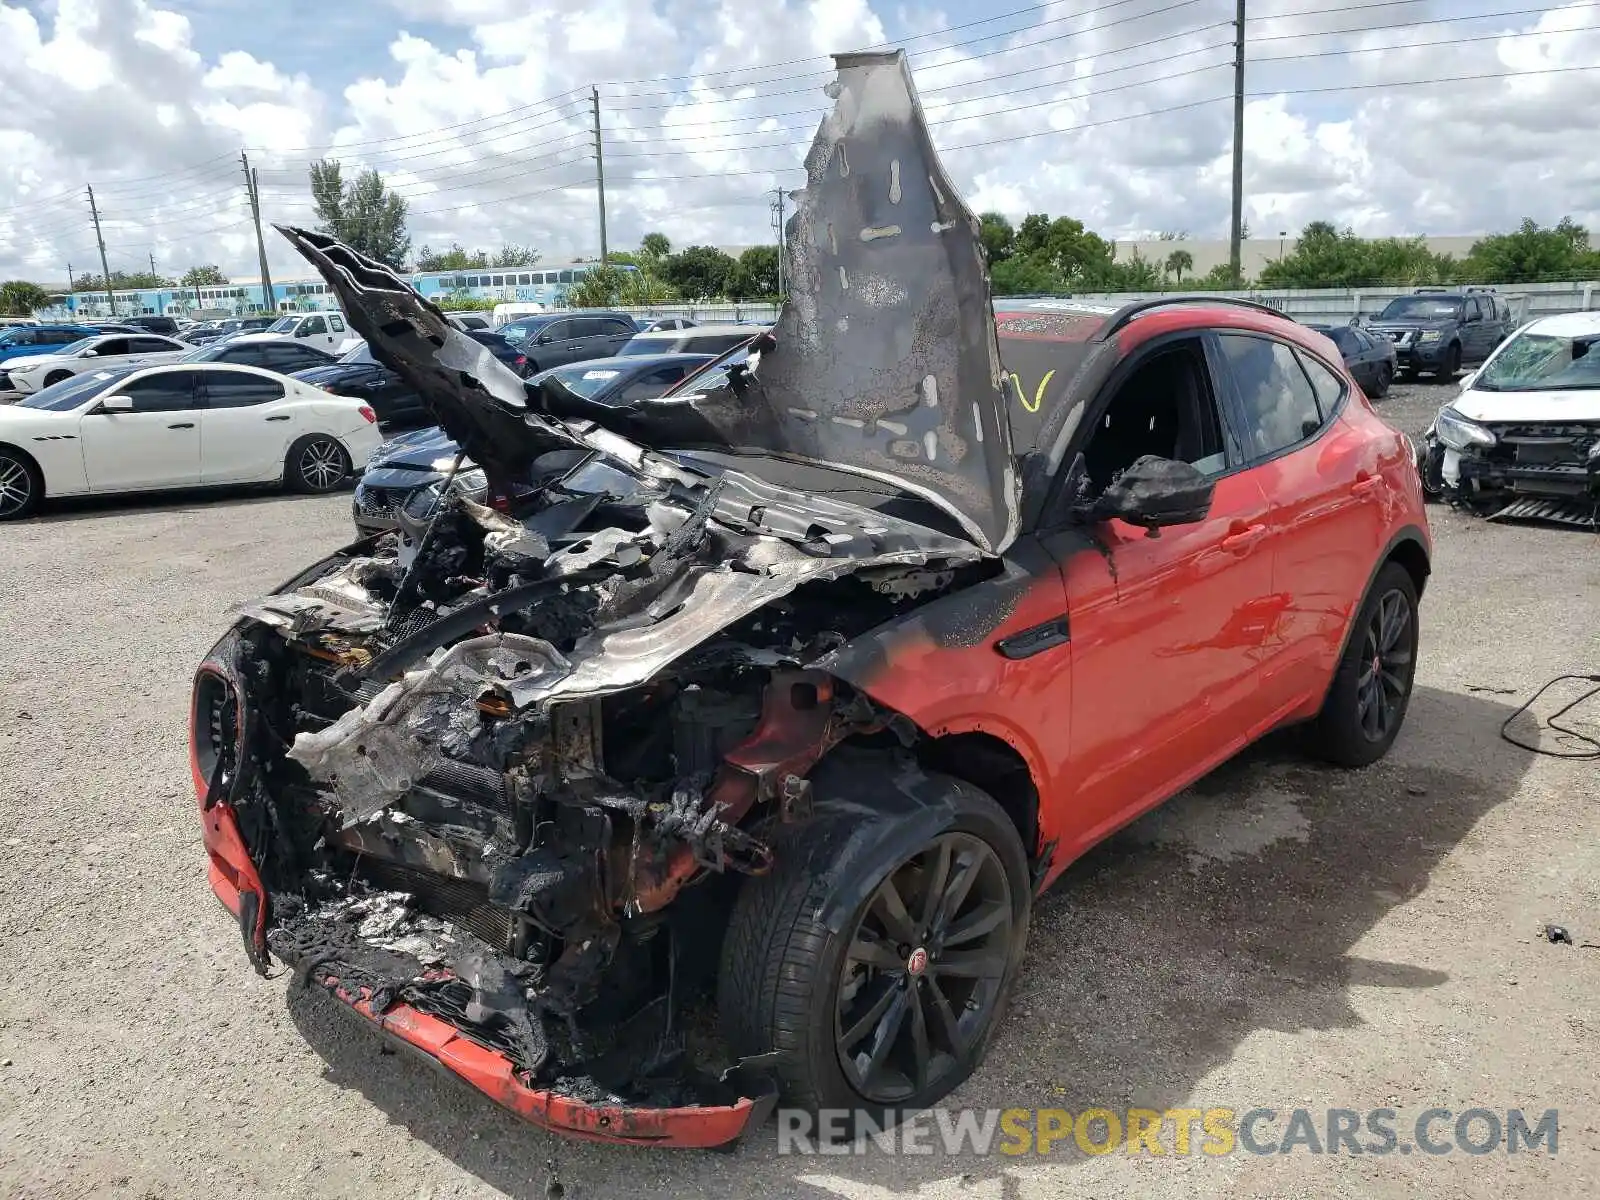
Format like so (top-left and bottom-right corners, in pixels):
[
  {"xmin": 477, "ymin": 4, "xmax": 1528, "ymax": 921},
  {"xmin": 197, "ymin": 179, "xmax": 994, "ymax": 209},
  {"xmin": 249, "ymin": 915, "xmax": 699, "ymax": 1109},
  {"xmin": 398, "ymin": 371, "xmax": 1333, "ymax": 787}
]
[{"xmin": 4, "ymin": 0, "xmax": 1600, "ymax": 284}]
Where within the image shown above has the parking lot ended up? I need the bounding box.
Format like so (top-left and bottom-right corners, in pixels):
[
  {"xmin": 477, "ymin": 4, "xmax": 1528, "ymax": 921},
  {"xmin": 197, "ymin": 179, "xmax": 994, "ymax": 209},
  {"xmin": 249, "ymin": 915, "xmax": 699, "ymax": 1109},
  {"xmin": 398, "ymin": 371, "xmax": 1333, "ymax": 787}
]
[{"xmin": 0, "ymin": 379, "xmax": 1596, "ymax": 1199}]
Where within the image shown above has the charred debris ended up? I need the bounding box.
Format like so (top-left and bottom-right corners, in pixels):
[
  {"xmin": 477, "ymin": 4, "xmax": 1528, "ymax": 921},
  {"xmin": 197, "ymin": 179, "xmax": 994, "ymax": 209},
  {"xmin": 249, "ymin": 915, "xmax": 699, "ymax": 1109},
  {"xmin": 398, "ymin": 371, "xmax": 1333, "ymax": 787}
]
[{"xmin": 201, "ymin": 47, "xmax": 1026, "ymax": 1108}]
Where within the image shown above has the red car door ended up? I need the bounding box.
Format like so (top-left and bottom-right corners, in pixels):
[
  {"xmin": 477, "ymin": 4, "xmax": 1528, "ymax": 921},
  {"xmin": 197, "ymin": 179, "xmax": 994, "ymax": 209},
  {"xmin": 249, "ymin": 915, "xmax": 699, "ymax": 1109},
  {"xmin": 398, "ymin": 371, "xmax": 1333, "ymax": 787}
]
[
  {"xmin": 1041, "ymin": 331, "xmax": 1281, "ymax": 859},
  {"xmin": 1212, "ymin": 332, "xmax": 1390, "ymax": 711}
]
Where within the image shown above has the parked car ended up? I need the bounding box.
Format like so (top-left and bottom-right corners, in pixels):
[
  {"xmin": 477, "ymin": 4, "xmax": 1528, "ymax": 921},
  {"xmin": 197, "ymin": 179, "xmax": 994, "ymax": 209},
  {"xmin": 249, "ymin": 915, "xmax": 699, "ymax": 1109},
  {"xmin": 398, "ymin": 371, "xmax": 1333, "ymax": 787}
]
[
  {"xmin": 291, "ymin": 329, "xmax": 529, "ymax": 426},
  {"xmin": 1366, "ymin": 287, "xmax": 1510, "ymax": 381},
  {"xmin": 124, "ymin": 315, "xmax": 182, "ymax": 336},
  {"xmin": 497, "ymin": 311, "xmax": 637, "ymax": 370},
  {"xmin": 193, "ymin": 127, "xmax": 1430, "ymax": 1151},
  {"xmin": 1308, "ymin": 322, "xmax": 1399, "ymax": 397},
  {"xmin": 1418, "ymin": 310, "xmax": 1600, "ymax": 526},
  {"xmin": 447, "ymin": 311, "xmax": 493, "ymax": 331},
  {"xmin": 185, "ymin": 316, "xmax": 277, "ymax": 346},
  {"xmin": 0, "ymin": 316, "xmax": 40, "ymax": 329},
  {"xmin": 0, "ymin": 362, "xmax": 381, "ymax": 519},
  {"xmin": 0, "ymin": 324, "xmax": 107, "ymax": 379},
  {"xmin": 347, "ymin": 352, "xmax": 713, "ymax": 533},
  {"xmin": 178, "ymin": 334, "xmax": 337, "ymax": 374},
  {"xmin": 617, "ymin": 323, "xmax": 763, "ymax": 358},
  {"xmin": 635, "ymin": 316, "xmax": 697, "ymax": 333},
  {"xmin": 0, "ymin": 332, "xmax": 193, "ymax": 398},
  {"xmin": 257, "ymin": 310, "xmax": 353, "ymax": 353}
]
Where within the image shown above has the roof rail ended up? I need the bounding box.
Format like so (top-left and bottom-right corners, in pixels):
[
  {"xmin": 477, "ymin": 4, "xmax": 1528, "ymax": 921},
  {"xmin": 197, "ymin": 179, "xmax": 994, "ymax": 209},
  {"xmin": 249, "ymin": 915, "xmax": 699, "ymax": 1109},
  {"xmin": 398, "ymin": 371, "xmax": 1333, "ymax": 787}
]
[
  {"xmin": 1414, "ymin": 286, "xmax": 1449, "ymax": 293},
  {"xmin": 1092, "ymin": 294, "xmax": 1291, "ymax": 342}
]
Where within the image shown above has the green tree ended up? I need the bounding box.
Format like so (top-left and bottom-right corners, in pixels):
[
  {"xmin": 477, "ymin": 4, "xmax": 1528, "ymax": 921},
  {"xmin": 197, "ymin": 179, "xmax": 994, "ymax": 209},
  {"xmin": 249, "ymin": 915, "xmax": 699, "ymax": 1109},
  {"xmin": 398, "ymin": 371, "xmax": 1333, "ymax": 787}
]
[
  {"xmin": 660, "ymin": 245, "xmax": 737, "ymax": 299},
  {"xmin": 415, "ymin": 243, "xmax": 488, "ymax": 272},
  {"xmin": 1258, "ymin": 221, "xmax": 1452, "ymax": 288},
  {"xmin": 727, "ymin": 246, "xmax": 780, "ymax": 299},
  {"xmin": 0, "ymin": 280, "xmax": 49, "ymax": 315},
  {"xmin": 1164, "ymin": 249, "xmax": 1193, "ymax": 284},
  {"xmin": 640, "ymin": 232, "xmax": 672, "ymax": 262},
  {"xmin": 491, "ymin": 244, "xmax": 540, "ymax": 268},
  {"xmin": 180, "ymin": 265, "xmax": 228, "ymax": 287},
  {"xmin": 72, "ymin": 270, "xmax": 171, "ymax": 291},
  {"xmin": 977, "ymin": 212, "xmax": 1015, "ymax": 264},
  {"xmin": 565, "ymin": 265, "xmax": 630, "ymax": 308},
  {"xmin": 1458, "ymin": 217, "xmax": 1600, "ymax": 283},
  {"xmin": 309, "ymin": 158, "xmax": 410, "ymax": 268}
]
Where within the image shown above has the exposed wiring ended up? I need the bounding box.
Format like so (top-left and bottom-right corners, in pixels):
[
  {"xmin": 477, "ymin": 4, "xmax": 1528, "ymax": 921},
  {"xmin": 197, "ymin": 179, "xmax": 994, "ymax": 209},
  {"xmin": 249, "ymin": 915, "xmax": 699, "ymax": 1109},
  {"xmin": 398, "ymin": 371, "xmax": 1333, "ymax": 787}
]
[{"xmin": 1499, "ymin": 673, "xmax": 1600, "ymax": 759}]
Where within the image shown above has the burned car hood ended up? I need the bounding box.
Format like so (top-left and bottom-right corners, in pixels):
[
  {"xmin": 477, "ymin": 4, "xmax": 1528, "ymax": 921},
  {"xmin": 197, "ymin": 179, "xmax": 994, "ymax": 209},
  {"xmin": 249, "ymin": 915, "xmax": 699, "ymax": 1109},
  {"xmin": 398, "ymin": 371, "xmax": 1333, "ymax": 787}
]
[{"xmin": 278, "ymin": 50, "xmax": 1018, "ymax": 556}]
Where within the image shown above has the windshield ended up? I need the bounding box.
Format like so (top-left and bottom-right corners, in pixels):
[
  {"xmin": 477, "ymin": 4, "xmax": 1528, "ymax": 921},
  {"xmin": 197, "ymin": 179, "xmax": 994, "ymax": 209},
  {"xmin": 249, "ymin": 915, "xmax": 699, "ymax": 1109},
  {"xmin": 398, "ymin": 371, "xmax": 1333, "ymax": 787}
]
[
  {"xmin": 338, "ymin": 343, "xmax": 376, "ymax": 365},
  {"xmin": 54, "ymin": 337, "xmax": 99, "ymax": 356},
  {"xmin": 542, "ymin": 364, "xmax": 624, "ymax": 397},
  {"xmin": 1476, "ymin": 333, "xmax": 1600, "ymax": 391},
  {"xmin": 0, "ymin": 330, "xmax": 32, "ymax": 346},
  {"xmin": 1379, "ymin": 296, "xmax": 1463, "ymax": 321},
  {"xmin": 616, "ymin": 339, "xmax": 669, "ymax": 356},
  {"xmin": 266, "ymin": 316, "xmax": 298, "ymax": 333},
  {"xmin": 17, "ymin": 369, "xmax": 131, "ymax": 410}
]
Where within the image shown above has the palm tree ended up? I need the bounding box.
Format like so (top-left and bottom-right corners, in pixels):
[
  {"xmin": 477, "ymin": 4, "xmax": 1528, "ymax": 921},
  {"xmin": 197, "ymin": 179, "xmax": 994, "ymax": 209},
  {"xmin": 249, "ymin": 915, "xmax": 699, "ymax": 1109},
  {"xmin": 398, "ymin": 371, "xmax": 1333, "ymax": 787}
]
[{"xmin": 1164, "ymin": 249, "xmax": 1193, "ymax": 285}]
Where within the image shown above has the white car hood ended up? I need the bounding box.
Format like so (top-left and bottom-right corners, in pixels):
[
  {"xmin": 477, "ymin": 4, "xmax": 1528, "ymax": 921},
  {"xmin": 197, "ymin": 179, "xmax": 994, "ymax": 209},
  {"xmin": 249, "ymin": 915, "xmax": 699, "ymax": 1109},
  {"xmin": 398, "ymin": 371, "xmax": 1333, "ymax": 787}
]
[
  {"xmin": 5, "ymin": 354, "xmax": 76, "ymax": 373},
  {"xmin": 1455, "ymin": 385, "xmax": 1600, "ymax": 424}
]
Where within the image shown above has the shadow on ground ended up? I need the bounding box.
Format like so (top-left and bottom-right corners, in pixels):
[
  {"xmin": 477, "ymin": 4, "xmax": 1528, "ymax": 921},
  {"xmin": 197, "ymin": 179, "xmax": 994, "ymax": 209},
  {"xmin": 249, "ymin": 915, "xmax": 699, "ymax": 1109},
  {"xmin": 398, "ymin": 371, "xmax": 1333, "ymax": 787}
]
[
  {"xmin": 24, "ymin": 482, "xmax": 351, "ymax": 524},
  {"xmin": 286, "ymin": 684, "xmax": 1531, "ymax": 1198}
]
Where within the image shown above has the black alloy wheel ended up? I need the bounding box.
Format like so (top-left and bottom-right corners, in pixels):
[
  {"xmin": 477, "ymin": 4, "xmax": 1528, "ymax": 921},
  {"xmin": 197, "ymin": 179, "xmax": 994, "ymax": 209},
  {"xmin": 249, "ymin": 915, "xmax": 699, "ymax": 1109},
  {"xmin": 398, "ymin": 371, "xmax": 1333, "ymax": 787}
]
[
  {"xmin": 1356, "ymin": 587, "xmax": 1414, "ymax": 743},
  {"xmin": 834, "ymin": 832, "xmax": 1016, "ymax": 1104}
]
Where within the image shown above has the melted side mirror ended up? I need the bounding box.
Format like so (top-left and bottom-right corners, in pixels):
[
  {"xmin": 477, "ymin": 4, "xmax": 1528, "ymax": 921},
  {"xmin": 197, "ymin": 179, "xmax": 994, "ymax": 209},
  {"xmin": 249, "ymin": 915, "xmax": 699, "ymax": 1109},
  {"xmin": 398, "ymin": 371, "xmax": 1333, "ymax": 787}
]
[{"xmin": 1090, "ymin": 455, "xmax": 1215, "ymax": 533}]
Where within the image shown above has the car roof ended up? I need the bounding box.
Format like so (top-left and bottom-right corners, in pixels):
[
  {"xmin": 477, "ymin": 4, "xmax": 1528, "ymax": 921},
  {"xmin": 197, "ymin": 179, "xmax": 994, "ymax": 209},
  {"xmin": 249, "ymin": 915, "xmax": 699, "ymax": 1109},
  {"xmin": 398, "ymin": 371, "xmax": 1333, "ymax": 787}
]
[
  {"xmin": 1522, "ymin": 311, "xmax": 1600, "ymax": 338},
  {"xmin": 626, "ymin": 323, "xmax": 759, "ymax": 338},
  {"xmin": 553, "ymin": 352, "xmax": 714, "ymax": 371},
  {"xmin": 222, "ymin": 332, "xmax": 326, "ymax": 346}
]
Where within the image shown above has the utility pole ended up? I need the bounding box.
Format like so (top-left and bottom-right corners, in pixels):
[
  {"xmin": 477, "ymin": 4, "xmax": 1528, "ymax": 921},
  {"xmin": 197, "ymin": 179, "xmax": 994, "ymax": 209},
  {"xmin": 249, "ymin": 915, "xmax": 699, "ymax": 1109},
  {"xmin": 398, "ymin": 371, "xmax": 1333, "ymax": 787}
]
[
  {"xmin": 770, "ymin": 188, "xmax": 787, "ymax": 299},
  {"xmin": 87, "ymin": 185, "xmax": 115, "ymax": 317},
  {"xmin": 1229, "ymin": 0, "xmax": 1246, "ymax": 286},
  {"xmin": 242, "ymin": 152, "xmax": 276, "ymax": 313},
  {"xmin": 66, "ymin": 262, "xmax": 75, "ymax": 317},
  {"xmin": 591, "ymin": 87, "xmax": 609, "ymax": 264}
]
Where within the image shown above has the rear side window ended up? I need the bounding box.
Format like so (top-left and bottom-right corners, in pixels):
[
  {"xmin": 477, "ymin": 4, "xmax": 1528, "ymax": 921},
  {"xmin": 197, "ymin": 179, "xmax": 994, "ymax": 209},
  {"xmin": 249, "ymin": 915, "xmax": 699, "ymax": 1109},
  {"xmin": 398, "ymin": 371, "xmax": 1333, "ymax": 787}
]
[
  {"xmin": 94, "ymin": 338, "xmax": 133, "ymax": 357},
  {"xmin": 118, "ymin": 371, "xmax": 199, "ymax": 412},
  {"xmin": 1295, "ymin": 350, "xmax": 1347, "ymax": 416},
  {"xmin": 204, "ymin": 370, "xmax": 285, "ymax": 408},
  {"xmin": 131, "ymin": 336, "xmax": 178, "ymax": 353},
  {"xmin": 1218, "ymin": 335, "xmax": 1324, "ymax": 459}
]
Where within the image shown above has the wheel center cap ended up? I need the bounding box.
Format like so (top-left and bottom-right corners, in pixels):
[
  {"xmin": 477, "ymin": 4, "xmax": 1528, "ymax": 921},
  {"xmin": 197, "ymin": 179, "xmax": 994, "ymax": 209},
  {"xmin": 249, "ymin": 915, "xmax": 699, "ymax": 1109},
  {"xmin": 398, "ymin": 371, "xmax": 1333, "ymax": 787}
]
[
  {"xmin": 906, "ymin": 946, "xmax": 929, "ymax": 976},
  {"xmin": 1372, "ymin": 655, "xmax": 1382, "ymax": 676}
]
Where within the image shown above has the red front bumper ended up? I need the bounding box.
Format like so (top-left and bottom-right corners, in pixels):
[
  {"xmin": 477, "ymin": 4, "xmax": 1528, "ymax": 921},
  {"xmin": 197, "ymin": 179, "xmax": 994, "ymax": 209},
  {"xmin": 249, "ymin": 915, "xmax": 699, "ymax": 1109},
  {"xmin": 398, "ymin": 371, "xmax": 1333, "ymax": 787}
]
[{"xmin": 192, "ymin": 736, "xmax": 772, "ymax": 1149}]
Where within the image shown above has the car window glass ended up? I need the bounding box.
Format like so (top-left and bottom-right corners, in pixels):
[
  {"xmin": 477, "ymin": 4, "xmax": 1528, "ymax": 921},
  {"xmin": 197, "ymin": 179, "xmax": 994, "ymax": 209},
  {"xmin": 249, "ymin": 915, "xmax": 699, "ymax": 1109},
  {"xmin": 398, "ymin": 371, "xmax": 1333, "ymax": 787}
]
[
  {"xmin": 303, "ymin": 316, "xmax": 327, "ymax": 335},
  {"xmin": 1219, "ymin": 335, "xmax": 1324, "ymax": 458},
  {"xmin": 1295, "ymin": 350, "xmax": 1346, "ymax": 417},
  {"xmin": 600, "ymin": 318, "xmax": 634, "ymax": 335},
  {"xmin": 116, "ymin": 371, "xmax": 200, "ymax": 412},
  {"xmin": 273, "ymin": 344, "xmax": 323, "ymax": 368},
  {"xmin": 204, "ymin": 370, "xmax": 286, "ymax": 408},
  {"xmin": 1327, "ymin": 328, "xmax": 1356, "ymax": 354},
  {"xmin": 130, "ymin": 336, "xmax": 177, "ymax": 353},
  {"xmin": 93, "ymin": 338, "xmax": 132, "ymax": 357},
  {"xmin": 541, "ymin": 320, "xmax": 571, "ymax": 341},
  {"xmin": 5, "ymin": 330, "xmax": 36, "ymax": 345},
  {"xmin": 1465, "ymin": 299, "xmax": 1481, "ymax": 321},
  {"xmin": 329, "ymin": 314, "xmax": 346, "ymax": 333}
]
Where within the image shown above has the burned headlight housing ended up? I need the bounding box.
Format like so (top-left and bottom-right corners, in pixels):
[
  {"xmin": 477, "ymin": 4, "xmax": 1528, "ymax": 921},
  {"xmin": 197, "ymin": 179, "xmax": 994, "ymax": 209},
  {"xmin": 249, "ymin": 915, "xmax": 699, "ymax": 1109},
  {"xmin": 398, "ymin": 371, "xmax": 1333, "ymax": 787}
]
[{"xmin": 1435, "ymin": 405, "xmax": 1496, "ymax": 452}]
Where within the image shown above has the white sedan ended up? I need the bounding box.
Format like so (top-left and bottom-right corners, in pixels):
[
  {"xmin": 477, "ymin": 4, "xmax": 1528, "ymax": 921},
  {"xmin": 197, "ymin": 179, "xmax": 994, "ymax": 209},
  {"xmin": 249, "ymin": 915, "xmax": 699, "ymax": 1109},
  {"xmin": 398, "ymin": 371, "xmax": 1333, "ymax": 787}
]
[
  {"xmin": 0, "ymin": 362, "xmax": 383, "ymax": 520},
  {"xmin": 0, "ymin": 332, "xmax": 193, "ymax": 399}
]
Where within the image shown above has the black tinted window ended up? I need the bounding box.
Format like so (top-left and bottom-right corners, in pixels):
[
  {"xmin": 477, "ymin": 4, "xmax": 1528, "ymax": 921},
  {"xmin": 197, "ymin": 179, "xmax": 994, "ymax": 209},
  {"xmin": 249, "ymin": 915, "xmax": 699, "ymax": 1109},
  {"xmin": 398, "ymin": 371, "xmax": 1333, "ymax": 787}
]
[
  {"xmin": 599, "ymin": 318, "xmax": 635, "ymax": 335},
  {"xmin": 46, "ymin": 330, "xmax": 85, "ymax": 344},
  {"xmin": 266, "ymin": 344, "xmax": 326, "ymax": 369},
  {"xmin": 1219, "ymin": 335, "xmax": 1324, "ymax": 458},
  {"xmin": 1296, "ymin": 350, "xmax": 1346, "ymax": 417},
  {"xmin": 131, "ymin": 336, "xmax": 179, "ymax": 353},
  {"xmin": 203, "ymin": 370, "xmax": 285, "ymax": 408},
  {"xmin": 573, "ymin": 318, "xmax": 610, "ymax": 338},
  {"xmin": 93, "ymin": 338, "xmax": 132, "ymax": 357},
  {"xmin": 302, "ymin": 316, "xmax": 327, "ymax": 335},
  {"xmin": 118, "ymin": 371, "xmax": 200, "ymax": 412},
  {"xmin": 1327, "ymin": 328, "xmax": 1358, "ymax": 355},
  {"xmin": 541, "ymin": 321, "xmax": 572, "ymax": 340}
]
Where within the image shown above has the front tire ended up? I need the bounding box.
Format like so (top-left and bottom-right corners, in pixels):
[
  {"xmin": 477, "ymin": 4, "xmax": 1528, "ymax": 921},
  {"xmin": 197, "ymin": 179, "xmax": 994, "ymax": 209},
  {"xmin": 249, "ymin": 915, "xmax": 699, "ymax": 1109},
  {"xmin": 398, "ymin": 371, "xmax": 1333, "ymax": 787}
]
[
  {"xmin": 718, "ymin": 758, "xmax": 1031, "ymax": 1135},
  {"xmin": 0, "ymin": 448, "xmax": 42, "ymax": 520},
  {"xmin": 42, "ymin": 370, "xmax": 71, "ymax": 388},
  {"xmin": 286, "ymin": 434, "xmax": 351, "ymax": 493},
  {"xmin": 1433, "ymin": 343, "xmax": 1460, "ymax": 382},
  {"xmin": 1300, "ymin": 561, "xmax": 1419, "ymax": 767}
]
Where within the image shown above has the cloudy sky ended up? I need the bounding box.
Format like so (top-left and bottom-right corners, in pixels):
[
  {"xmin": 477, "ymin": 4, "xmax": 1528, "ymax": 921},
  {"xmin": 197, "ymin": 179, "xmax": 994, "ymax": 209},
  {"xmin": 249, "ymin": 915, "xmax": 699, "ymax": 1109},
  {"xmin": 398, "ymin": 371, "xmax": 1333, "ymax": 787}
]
[{"xmin": 1, "ymin": 0, "xmax": 1597, "ymax": 284}]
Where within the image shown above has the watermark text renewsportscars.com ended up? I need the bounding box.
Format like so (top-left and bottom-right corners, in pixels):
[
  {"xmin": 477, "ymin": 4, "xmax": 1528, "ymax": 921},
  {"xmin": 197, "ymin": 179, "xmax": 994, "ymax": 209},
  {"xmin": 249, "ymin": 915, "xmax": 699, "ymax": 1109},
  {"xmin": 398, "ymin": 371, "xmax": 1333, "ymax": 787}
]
[{"xmin": 777, "ymin": 1107, "xmax": 1559, "ymax": 1157}]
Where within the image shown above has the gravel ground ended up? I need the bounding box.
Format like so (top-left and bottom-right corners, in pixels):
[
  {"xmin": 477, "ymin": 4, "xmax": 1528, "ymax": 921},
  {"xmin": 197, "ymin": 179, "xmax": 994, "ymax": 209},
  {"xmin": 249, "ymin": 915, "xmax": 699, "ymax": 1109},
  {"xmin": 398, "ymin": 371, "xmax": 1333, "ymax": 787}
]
[{"xmin": 2, "ymin": 378, "xmax": 1597, "ymax": 1199}]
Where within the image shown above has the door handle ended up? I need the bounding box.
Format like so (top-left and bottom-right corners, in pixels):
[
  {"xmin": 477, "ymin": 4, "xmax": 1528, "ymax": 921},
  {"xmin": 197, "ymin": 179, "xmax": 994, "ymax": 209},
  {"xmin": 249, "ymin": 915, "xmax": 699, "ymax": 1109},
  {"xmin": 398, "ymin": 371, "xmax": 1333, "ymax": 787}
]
[
  {"xmin": 1221, "ymin": 522, "xmax": 1267, "ymax": 552},
  {"xmin": 265, "ymin": 414, "xmax": 291, "ymax": 422},
  {"xmin": 1351, "ymin": 473, "xmax": 1382, "ymax": 496},
  {"xmin": 167, "ymin": 422, "xmax": 195, "ymax": 429}
]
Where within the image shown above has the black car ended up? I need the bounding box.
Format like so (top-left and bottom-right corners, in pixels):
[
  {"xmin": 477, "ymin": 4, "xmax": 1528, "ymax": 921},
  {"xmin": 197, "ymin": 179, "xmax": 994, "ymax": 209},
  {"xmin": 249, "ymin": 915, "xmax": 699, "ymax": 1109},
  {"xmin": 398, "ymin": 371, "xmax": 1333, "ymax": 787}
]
[
  {"xmin": 297, "ymin": 330, "xmax": 531, "ymax": 426},
  {"xmin": 1365, "ymin": 288, "xmax": 1511, "ymax": 381},
  {"xmin": 496, "ymin": 311, "xmax": 638, "ymax": 371},
  {"xmin": 124, "ymin": 315, "xmax": 181, "ymax": 336},
  {"xmin": 178, "ymin": 336, "xmax": 337, "ymax": 372},
  {"xmin": 349, "ymin": 352, "xmax": 712, "ymax": 533},
  {"xmin": 1309, "ymin": 322, "xmax": 1399, "ymax": 398},
  {"xmin": 185, "ymin": 316, "xmax": 277, "ymax": 345}
]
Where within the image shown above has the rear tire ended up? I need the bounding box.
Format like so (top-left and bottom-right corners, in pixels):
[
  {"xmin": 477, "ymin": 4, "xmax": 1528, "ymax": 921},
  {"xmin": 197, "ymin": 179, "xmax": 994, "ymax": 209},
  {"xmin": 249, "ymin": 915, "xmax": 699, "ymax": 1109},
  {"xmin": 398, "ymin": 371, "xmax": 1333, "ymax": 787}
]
[
  {"xmin": 286, "ymin": 434, "xmax": 351, "ymax": 493},
  {"xmin": 718, "ymin": 757, "xmax": 1031, "ymax": 1137},
  {"xmin": 1300, "ymin": 562, "xmax": 1419, "ymax": 767},
  {"xmin": 1370, "ymin": 363, "xmax": 1393, "ymax": 398},
  {"xmin": 0, "ymin": 448, "xmax": 42, "ymax": 520}
]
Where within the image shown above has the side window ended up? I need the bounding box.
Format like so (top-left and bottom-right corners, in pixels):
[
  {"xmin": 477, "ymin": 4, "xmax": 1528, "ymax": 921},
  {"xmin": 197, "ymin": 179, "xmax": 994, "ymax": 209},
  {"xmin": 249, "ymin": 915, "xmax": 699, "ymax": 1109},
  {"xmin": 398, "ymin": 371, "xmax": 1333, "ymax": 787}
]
[
  {"xmin": 1295, "ymin": 350, "xmax": 1346, "ymax": 419},
  {"xmin": 130, "ymin": 336, "xmax": 177, "ymax": 353},
  {"xmin": 93, "ymin": 338, "xmax": 132, "ymax": 357},
  {"xmin": 616, "ymin": 364, "xmax": 689, "ymax": 402},
  {"xmin": 7, "ymin": 330, "xmax": 36, "ymax": 345},
  {"xmin": 264, "ymin": 344, "xmax": 314, "ymax": 369},
  {"xmin": 302, "ymin": 316, "xmax": 327, "ymax": 336},
  {"xmin": 600, "ymin": 318, "xmax": 635, "ymax": 336},
  {"xmin": 698, "ymin": 334, "xmax": 754, "ymax": 354},
  {"xmin": 518, "ymin": 274, "xmax": 531, "ymax": 285},
  {"xmin": 1077, "ymin": 337, "xmax": 1229, "ymax": 494},
  {"xmin": 329, "ymin": 314, "xmax": 345, "ymax": 333},
  {"xmin": 117, "ymin": 371, "xmax": 200, "ymax": 412},
  {"xmin": 1218, "ymin": 335, "xmax": 1323, "ymax": 459},
  {"xmin": 1464, "ymin": 298, "xmax": 1481, "ymax": 321},
  {"xmin": 203, "ymin": 370, "xmax": 286, "ymax": 408},
  {"xmin": 541, "ymin": 320, "xmax": 572, "ymax": 341}
]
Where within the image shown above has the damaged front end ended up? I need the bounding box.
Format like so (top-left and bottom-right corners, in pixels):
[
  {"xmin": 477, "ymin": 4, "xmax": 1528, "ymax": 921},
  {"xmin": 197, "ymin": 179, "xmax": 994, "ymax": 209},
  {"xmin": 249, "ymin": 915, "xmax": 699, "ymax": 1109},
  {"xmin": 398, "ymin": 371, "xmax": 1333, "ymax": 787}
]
[
  {"xmin": 1424, "ymin": 406, "xmax": 1600, "ymax": 528},
  {"xmin": 192, "ymin": 49, "xmax": 1014, "ymax": 1147}
]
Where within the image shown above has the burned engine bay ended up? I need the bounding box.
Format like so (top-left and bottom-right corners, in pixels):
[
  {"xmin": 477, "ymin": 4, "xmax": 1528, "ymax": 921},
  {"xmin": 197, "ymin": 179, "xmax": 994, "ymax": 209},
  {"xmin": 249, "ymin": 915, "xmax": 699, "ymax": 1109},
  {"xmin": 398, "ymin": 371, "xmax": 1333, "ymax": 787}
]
[{"xmin": 200, "ymin": 401, "xmax": 1001, "ymax": 1109}]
